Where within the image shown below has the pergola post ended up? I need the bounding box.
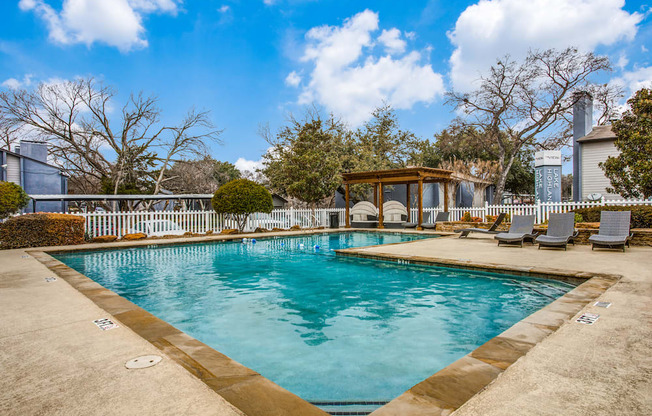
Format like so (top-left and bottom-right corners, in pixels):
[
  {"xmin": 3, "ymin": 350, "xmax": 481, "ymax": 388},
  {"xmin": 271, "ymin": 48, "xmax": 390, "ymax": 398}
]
[
  {"xmin": 377, "ymin": 182, "xmax": 384, "ymax": 229},
  {"xmin": 417, "ymin": 179, "xmax": 423, "ymax": 231},
  {"xmin": 345, "ymin": 183, "xmax": 351, "ymax": 228},
  {"xmin": 443, "ymin": 181, "xmax": 449, "ymax": 212},
  {"xmin": 406, "ymin": 183, "xmax": 411, "ymax": 222},
  {"xmin": 374, "ymin": 184, "xmax": 378, "ymax": 208}
]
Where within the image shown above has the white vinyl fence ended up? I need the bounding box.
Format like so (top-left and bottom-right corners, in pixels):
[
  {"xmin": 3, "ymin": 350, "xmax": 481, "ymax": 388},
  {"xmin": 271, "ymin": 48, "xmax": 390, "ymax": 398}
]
[
  {"xmin": 66, "ymin": 200, "xmax": 651, "ymax": 238},
  {"xmin": 70, "ymin": 208, "xmax": 347, "ymax": 238}
]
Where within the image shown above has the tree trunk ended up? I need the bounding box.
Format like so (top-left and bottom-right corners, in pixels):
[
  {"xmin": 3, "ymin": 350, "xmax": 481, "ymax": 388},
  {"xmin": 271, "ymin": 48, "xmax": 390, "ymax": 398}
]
[{"xmin": 493, "ymin": 154, "xmax": 516, "ymax": 204}]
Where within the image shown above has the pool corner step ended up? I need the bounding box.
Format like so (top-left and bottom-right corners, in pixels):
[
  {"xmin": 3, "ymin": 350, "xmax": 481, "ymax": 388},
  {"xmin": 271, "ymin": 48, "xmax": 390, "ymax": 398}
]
[{"xmin": 308, "ymin": 401, "xmax": 389, "ymax": 416}]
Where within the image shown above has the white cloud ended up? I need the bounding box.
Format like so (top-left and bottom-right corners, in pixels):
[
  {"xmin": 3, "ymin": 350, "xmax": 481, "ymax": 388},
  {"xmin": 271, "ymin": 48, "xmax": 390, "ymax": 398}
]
[
  {"xmin": 1, "ymin": 74, "xmax": 33, "ymax": 90},
  {"xmin": 295, "ymin": 10, "xmax": 444, "ymax": 127},
  {"xmin": 235, "ymin": 157, "xmax": 263, "ymax": 173},
  {"xmin": 218, "ymin": 5, "xmax": 230, "ymax": 13},
  {"xmin": 448, "ymin": 0, "xmax": 643, "ymax": 91},
  {"xmin": 18, "ymin": 0, "xmax": 180, "ymax": 52},
  {"xmin": 1, "ymin": 78, "xmax": 22, "ymax": 90},
  {"xmin": 378, "ymin": 28, "xmax": 406, "ymax": 54},
  {"xmin": 613, "ymin": 66, "xmax": 652, "ymax": 95},
  {"xmin": 285, "ymin": 71, "xmax": 301, "ymax": 87}
]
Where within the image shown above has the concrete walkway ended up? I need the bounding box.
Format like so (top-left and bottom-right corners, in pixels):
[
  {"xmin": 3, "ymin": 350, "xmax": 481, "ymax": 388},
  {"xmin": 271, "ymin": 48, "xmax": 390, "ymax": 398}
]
[
  {"xmin": 0, "ymin": 248, "xmax": 244, "ymax": 416},
  {"xmin": 353, "ymin": 234, "xmax": 652, "ymax": 416},
  {"xmin": 1, "ymin": 232, "xmax": 650, "ymax": 415}
]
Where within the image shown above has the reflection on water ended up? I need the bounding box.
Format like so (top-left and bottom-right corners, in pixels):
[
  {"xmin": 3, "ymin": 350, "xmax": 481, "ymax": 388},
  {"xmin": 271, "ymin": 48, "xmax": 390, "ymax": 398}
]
[{"xmin": 55, "ymin": 233, "xmax": 574, "ymax": 402}]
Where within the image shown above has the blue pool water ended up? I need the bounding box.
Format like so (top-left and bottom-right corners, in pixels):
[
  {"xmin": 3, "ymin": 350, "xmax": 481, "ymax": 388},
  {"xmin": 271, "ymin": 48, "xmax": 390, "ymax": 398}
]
[{"xmin": 55, "ymin": 232, "xmax": 573, "ymax": 405}]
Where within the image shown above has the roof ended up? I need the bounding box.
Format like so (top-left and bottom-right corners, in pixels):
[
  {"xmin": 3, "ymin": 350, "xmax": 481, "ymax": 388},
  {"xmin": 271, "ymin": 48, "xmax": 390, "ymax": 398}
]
[
  {"xmin": 577, "ymin": 125, "xmax": 616, "ymax": 143},
  {"xmin": 341, "ymin": 166, "xmax": 492, "ymax": 185},
  {"xmin": 342, "ymin": 167, "xmax": 453, "ymax": 185},
  {"xmin": 1, "ymin": 148, "xmax": 66, "ymax": 173}
]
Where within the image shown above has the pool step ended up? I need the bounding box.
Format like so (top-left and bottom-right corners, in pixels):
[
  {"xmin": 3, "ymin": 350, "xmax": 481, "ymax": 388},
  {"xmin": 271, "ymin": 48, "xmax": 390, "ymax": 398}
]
[{"xmin": 309, "ymin": 401, "xmax": 389, "ymax": 415}]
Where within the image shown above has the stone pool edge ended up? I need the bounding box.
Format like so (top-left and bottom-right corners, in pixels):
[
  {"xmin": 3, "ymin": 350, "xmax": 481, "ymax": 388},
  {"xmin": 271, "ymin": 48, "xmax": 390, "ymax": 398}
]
[
  {"xmin": 25, "ymin": 231, "xmax": 619, "ymax": 416},
  {"xmin": 335, "ymin": 248, "xmax": 620, "ymax": 416}
]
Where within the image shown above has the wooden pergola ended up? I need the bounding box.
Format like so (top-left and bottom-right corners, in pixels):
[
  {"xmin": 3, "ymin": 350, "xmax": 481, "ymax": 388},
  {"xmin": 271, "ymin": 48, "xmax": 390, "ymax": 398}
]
[{"xmin": 342, "ymin": 167, "xmax": 453, "ymax": 230}]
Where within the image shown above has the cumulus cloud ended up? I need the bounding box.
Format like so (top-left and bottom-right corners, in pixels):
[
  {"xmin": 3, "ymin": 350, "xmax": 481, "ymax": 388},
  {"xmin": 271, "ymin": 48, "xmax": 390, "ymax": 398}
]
[
  {"xmin": 285, "ymin": 71, "xmax": 301, "ymax": 87},
  {"xmin": 295, "ymin": 10, "xmax": 444, "ymax": 127},
  {"xmin": 1, "ymin": 74, "xmax": 33, "ymax": 90},
  {"xmin": 235, "ymin": 157, "xmax": 263, "ymax": 173},
  {"xmin": 448, "ymin": 0, "xmax": 643, "ymax": 91},
  {"xmin": 18, "ymin": 0, "xmax": 180, "ymax": 52},
  {"xmin": 613, "ymin": 66, "xmax": 652, "ymax": 96},
  {"xmin": 378, "ymin": 28, "xmax": 406, "ymax": 54}
]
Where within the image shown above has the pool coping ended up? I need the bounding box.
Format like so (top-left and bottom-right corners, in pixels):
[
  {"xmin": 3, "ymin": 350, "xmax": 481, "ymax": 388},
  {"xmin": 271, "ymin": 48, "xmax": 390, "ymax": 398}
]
[{"xmin": 26, "ymin": 230, "xmax": 620, "ymax": 416}]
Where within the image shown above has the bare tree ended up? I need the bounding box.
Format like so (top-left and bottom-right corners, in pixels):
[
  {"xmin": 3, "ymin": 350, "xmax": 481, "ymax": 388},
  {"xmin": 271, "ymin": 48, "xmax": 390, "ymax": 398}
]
[
  {"xmin": 589, "ymin": 83, "xmax": 625, "ymax": 125},
  {"xmin": 447, "ymin": 47, "xmax": 611, "ymax": 202},
  {"xmin": 0, "ymin": 78, "xmax": 221, "ymax": 197},
  {"xmin": 0, "ymin": 111, "xmax": 21, "ymax": 151}
]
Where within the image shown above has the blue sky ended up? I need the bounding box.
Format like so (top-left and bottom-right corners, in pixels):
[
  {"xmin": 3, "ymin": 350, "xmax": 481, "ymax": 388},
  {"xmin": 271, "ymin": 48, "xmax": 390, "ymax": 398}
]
[{"xmin": 1, "ymin": 0, "xmax": 651, "ymax": 172}]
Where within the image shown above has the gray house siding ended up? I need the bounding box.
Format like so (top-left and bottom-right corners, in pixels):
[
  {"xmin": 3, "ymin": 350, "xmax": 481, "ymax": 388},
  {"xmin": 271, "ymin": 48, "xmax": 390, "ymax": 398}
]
[{"xmin": 1, "ymin": 142, "xmax": 68, "ymax": 213}]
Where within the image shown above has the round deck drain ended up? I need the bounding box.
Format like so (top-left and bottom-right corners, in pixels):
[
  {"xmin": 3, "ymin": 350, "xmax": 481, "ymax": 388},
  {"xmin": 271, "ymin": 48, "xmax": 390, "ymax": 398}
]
[{"xmin": 125, "ymin": 355, "xmax": 162, "ymax": 369}]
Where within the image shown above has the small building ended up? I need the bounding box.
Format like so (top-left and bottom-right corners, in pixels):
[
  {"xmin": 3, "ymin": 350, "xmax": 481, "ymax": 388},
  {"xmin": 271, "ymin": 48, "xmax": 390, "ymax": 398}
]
[
  {"xmin": 272, "ymin": 194, "xmax": 288, "ymax": 209},
  {"xmin": 573, "ymin": 92, "xmax": 622, "ymax": 201},
  {"xmin": 0, "ymin": 141, "xmax": 68, "ymax": 212}
]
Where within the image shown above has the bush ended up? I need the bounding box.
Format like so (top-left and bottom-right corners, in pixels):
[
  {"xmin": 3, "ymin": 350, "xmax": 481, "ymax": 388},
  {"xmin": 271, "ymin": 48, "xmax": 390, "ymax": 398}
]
[
  {"xmin": 0, "ymin": 213, "xmax": 85, "ymax": 249},
  {"xmin": 572, "ymin": 205, "xmax": 652, "ymax": 228},
  {"xmin": 462, "ymin": 211, "xmax": 472, "ymax": 222},
  {"xmin": 212, "ymin": 179, "xmax": 273, "ymax": 232},
  {"xmin": 0, "ymin": 181, "xmax": 30, "ymax": 220}
]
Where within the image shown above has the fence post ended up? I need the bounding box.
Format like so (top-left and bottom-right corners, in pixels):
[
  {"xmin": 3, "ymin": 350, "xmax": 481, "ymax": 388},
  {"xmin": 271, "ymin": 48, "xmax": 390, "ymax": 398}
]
[{"xmin": 536, "ymin": 200, "xmax": 542, "ymax": 224}]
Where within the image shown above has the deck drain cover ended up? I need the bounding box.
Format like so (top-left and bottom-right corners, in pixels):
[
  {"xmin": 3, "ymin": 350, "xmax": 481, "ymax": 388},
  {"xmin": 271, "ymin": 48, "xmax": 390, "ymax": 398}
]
[
  {"xmin": 44, "ymin": 277, "xmax": 57, "ymax": 282},
  {"xmin": 93, "ymin": 318, "xmax": 119, "ymax": 331},
  {"xmin": 125, "ymin": 355, "xmax": 162, "ymax": 369},
  {"xmin": 576, "ymin": 313, "xmax": 599, "ymax": 325},
  {"xmin": 594, "ymin": 301, "xmax": 611, "ymax": 308}
]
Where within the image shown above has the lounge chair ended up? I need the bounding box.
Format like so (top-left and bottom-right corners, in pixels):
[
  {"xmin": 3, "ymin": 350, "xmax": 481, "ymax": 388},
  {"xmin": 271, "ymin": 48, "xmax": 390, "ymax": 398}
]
[
  {"xmin": 419, "ymin": 212, "xmax": 450, "ymax": 229},
  {"xmin": 350, "ymin": 201, "xmax": 378, "ymax": 228},
  {"xmin": 457, "ymin": 213, "xmax": 507, "ymax": 238},
  {"xmin": 588, "ymin": 211, "xmax": 633, "ymax": 252},
  {"xmin": 494, "ymin": 215, "xmax": 538, "ymax": 247},
  {"xmin": 382, "ymin": 201, "xmax": 408, "ymax": 229},
  {"xmin": 535, "ymin": 212, "xmax": 578, "ymax": 250}
]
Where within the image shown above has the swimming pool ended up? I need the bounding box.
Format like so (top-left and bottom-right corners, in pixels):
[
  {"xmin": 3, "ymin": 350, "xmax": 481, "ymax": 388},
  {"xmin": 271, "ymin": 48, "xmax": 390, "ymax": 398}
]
[{"xmin": 55, "ymin": 232, "xmax": 574, "ymax": 412}]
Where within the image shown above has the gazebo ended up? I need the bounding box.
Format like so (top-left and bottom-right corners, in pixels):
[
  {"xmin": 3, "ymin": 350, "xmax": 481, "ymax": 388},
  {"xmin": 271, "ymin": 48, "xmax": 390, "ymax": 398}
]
[{"xmin": 342, "ymin": 167, "xmax": 453, "ymax": 230}]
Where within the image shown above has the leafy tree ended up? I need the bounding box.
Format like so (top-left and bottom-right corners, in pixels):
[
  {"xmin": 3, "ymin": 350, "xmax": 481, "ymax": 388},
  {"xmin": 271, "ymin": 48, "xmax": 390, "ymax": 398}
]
[
  {"xmin": 212, "ymin": 179, "xmax": 273, "ymax": 232},
  {"xmin": 214, "ymin": 161, "xmax": 242, "ymax": 187},
  {"xmin": 344, "ymin": 105, "xmax": 418, "ymax": 201},
  {"xmin": 0, "ymin": 181, "xmax": 30, "ymax": 219},
  {"xmin": 600, "ymin": 88, "xmax": 652, "ymax": 198},
  {"xmin": 262, "ymin": 110, "xmax": 346, "ymax": 209},
  {"xmin": 447, "ymin": 47, "xmax": 611, "ymax": 202},
  {"xmin": 418, "ymin": 124, "xmax": 535, "ymax": 196}
]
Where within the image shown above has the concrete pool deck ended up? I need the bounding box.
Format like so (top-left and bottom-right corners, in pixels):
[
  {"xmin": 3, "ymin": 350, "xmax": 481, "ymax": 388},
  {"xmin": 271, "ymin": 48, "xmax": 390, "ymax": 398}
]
[{"xmin": 1, "ymin": 230, "xmax": 650, "ymax": 415}]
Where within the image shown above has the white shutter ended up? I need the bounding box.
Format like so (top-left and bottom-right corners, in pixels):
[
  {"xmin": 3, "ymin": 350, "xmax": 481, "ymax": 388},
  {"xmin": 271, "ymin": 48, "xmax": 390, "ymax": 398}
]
[{"xmin": 6, "ymin": 155, "xmax": 20, "ymax": 185}]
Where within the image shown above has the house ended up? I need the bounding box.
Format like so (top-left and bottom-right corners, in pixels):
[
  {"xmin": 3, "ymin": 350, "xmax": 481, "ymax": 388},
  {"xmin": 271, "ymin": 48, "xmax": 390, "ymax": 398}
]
[
  {"xmin": 0, "ymin": 141, "xmax": 68, "ymax": 212},
  {"xmin": 272, "ymin": 194, "xmax": 288, "ymax": 209},
  {"xmin": 572, "ymin": 92, "xmax": 622, "ymax": 201}
]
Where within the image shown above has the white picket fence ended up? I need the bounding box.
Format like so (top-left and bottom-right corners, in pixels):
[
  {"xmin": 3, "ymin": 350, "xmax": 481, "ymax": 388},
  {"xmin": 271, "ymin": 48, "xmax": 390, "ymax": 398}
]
[
  {"xmin": 66, "ymin": 199, "xmax": 651, "ymax": 238},
  {"xmin": 70, "ymin": 208, "xmax": 347, "ymax": 238}
]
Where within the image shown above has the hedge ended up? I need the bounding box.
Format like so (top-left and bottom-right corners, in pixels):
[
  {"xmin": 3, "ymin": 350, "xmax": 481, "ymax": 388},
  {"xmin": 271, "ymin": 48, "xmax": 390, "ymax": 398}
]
[
  {"xmin": 572, "ymin": 205, "xmax": 652, "ymax": 229},
  {"xmin": 0, "ymin": 213, "xmax": 85, "ymax": 249}
]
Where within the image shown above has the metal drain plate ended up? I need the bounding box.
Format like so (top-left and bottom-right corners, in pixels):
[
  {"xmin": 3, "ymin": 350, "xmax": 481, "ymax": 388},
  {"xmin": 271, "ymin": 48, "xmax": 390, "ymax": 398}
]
[
  {"xmin": 125, "ymin": 355, "xmax": 162, "ymax": 369},
  {"xmin": 576, "ymin": 313, "xmax": 599, "ymax": 325},
  {"xmin": 594, "ymin": 301, "xmax": 611, "ymax": 308}
]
